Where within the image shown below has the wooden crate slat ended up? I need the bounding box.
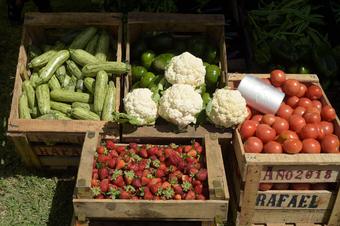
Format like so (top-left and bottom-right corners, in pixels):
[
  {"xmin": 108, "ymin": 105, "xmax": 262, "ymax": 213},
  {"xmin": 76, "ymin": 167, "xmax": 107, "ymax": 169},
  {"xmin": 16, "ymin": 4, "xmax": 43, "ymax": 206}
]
[
  {"xmin": 26, "ymin": 132, "xmax": 84, "ymax": 144},
  {"xmin": 228, "ymin": 73, "xmax": 319, "ymax": 83},
  {"xmin": 39, "ymin": 156, "xmax": 79, "ymax": 167},
  {"xmin": 327, "ymin": 184, "xmax": 340, "ymax": 226},
  {"xmin": 33, "ymin": 144, "xmax": 82, "ymax": 156}
]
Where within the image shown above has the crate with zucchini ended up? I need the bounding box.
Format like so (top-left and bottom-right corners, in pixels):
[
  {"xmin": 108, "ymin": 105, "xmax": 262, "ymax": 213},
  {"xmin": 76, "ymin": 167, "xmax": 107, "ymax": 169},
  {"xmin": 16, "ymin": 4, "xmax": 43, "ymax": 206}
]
[{"xmin": 8, "ymin": 13, "xmax": 126, "ymax": 169}]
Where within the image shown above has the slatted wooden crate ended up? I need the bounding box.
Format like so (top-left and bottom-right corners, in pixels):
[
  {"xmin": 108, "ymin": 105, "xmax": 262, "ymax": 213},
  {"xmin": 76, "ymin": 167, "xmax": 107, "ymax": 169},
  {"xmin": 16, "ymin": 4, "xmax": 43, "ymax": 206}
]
[
  {"xmin": 73, "ymin": 131, "xmax": 229, "ymax": 225},
  {"xmin": 226, "ymin": 73, "xmax": 340, "ymax": 226},
  {"xmin": 7, "ymin": 13, "xmax": 122, "ymax": 169},
  {"xmin": 122, "ymin": 12, "xmax": 231, "ymax": 140}
]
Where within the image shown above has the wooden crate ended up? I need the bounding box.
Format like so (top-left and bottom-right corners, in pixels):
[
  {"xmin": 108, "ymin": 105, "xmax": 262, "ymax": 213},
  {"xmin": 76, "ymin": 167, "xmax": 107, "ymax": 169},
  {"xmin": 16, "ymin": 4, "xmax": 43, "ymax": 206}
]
[
  {"xmin": 122, "ymin": 12, "xmax": 231, "ymax": 140},
  {"xmin": 7, "ymin": 13, "xmax": 122, "ymax": 169},
  {"xmin": 73, "ymin": 131, "xmax": 229, "ymax": 225},
  {"xmin": 227, "ymin": 73, "xmax": 340, "ymax": 226}
]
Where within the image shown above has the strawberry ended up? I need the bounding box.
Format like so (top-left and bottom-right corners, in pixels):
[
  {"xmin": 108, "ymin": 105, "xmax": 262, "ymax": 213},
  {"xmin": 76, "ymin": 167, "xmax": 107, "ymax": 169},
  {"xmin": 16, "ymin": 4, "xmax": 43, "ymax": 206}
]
[
  {"xmin": 107, "ymin": 187, "xmax": 120, "ymax": 199},
  {"xmin": 109, "ymin": 150, "xmax": 119, "ymax": 158},
  {"xmin": 116, "ymin": 159, "xmax": 126, "ymax": 170},
  {"xmin": 155, "ymin": 168, "xmax": 165, "ymax": 178},
  {"xmin": 193, "ymin": 162, "xmax": 201, "ymax": 170},
  {"xmin": 97, "ymin": 154, "xmax": 109, "ymax": 164},
  {"xmin": 181, "ymin": 175, "xmax": 192, "ymax": 182},
  {"xmin": 194, "ymin": 184, "xmax": 203, "ymax": 194},
  {"xmin": 181, "ymin": 181, "xmax": 192, "ymax": 192},
  {"xmin": 96, "ymin": 194, "xmax": 105, "ymax": 199},
  {"xmin": 124, "ymin": 185, "xmax": 136, "ymax": 194},
  {"xmin": 168, "ymin": 152, "xmax": 182, "ymax": 166},
  {"xmin": 152, "ymin": 159, "xmax": 160, "ymax": 168},
  {"xmin": 91, "ymin": 179, "xmax": 99, "ymax": 187},
  {"xmin": 131, "ymin": 196, "xmax": 139, "ymax": 200},
  {"xmin": 97, "ymin": 146, "xmax": 105, "ymax": 155},
  {"xmin": 184, "ymin": 145, "xmax": 192, "ymax": 153},
  {"xmin": 119, "ymin": 190, "xmax": 130, "ymax": 199},
  {"xmin": 99, "ymin": 168, "xmax": 109, "ymax": 180},
  {"xmin": 106, "ymin": 140, "xmax": 116, "ymax": 150},
  {"xmin": 147, "ymin": 146, "xmax": 158, "ymax": 156},
  {"xmin": 111, "ymin": 169, "xmax": 122, "ymax": 181},
  {"xmin": 127, "ymin": 162, "xmax": 139, "ymax": 172},
  {"xmin": 161, "ymin": 181, "xmax": 171, "ymax": 190},
  {"xmin": 116, "ymin": 146, "xmax": 126, "ymax": 154},
  {"xmin": 187, "ymin": 150, "xmax": 197, "ymax": 158},
  {"xmin": 193, "ymin": 141, "xmax": 201, "ymax": 149},
  {"xmin": 149, "ymin": 177, "xmax": 161, "ymax": 186},
  {"xmin": 122, "ymin": 154, "xmax": 131, "ymax": 163},
  {"xmin": 176, "ymin": 146, "xmax": 183, "ymax": 153},
  {"xmin": 168, "ymin": 165, "xmax": 177, "ymax": 173},
  {"xmin": 141, "ymin": 176, "xmax": 151, "ymax": 186},
  {"xmin": 153, "ymin": 196, "xmax": 161, "ymax": 200},
  {"xmin": 196, "ymin": 145, "xmax": 203, "ymax": 154},
  {"xmin": 92, "ymin": 172, "xmax": 99, "ymax": 180},
  {"xmin": 156, "ymin": 148, "xmax": 163, "ymax": 158},
  {"xmin": 168, "ymin": 174, "xmax": 178, "ymax": 185},
  {"xmin": 177, "ymin": 159, "xmax": 186, "ymax": 171},
  {"xmin": 132, "ymin": 178, "xmax": 142, "ymax": 188},
  {"xmin": 144, "ymin": 191, "xmax": 153, "ymax": 200},
  {"xmin": 108, "ymin": 158, "xmax": 116, "ymax": 169},
  {"xmin": 150, "ymin": 183, "xmax": 162, "ymax": 194},
  {"xmin": 173, "ymin": 170, "xmax": 183, "ymax": 179},
  {"xmin": 185, "ymin": 157, "xmax": 196, "ymax": 164},
  {"xmin": 100, "ymin": 179, "xmax": 109, "ymax": 193},
  {"xmin": 139, "ymin": 148, "xmax": 148, "ymax": 158},
  {"xmin": 164, "ymin": 148, "xmax": 173, "ymax": 158},
  {"xmin": 135, "ymin": 170, "xmax": 143, "ymax": 178},
  {"xmin": 159, "ymin": 156, "xmax": 165, "ymax": 162},
  {"xmin": 138, "ymin": 159, "xmax": 149, "ymax": 171},
  {"xmin": 192, "ymin": 180, "xmax": 202, "ymax": 186},
  {"xmin": 189, "ymin": 167, "xmax": 199, "ymax": 177},
  {"xmin": 185, "ymin": 191, "xmax": 195, "ymax": 200},
  {"xmin": 129, "ymin": 143, "xmax": 138, "ymax": 150},
  {"xmin": 143, "ymin": 169, "xmax": 151, "ymax": 177},
  {"xmin": 162, "ymin": 187, "xmax": 175, "ymax": 199},
  {"xmin": 196, "ymin": 194, "xmax": 206, "ymax": 200},
  {"xmin": 91, "ymin": 186, "xmax": 101, "ymax": 197},
  {"xmin": 172, "ymin": 184, "xmax": 183, "ymax": 195},
  {"xmin": 196, "ymin": 169, "xmax": 208, "ymax": 181},
  {"xmin": 113, "ymin": 175, "xmax": 125, "ymax": 187},
  {"xmin": 124, "ymin": 170, "xmax": 135, "ymax": 185},
  {"xmin": 174, "ymin": 194, "xmax": 182, "ymax": 200}
]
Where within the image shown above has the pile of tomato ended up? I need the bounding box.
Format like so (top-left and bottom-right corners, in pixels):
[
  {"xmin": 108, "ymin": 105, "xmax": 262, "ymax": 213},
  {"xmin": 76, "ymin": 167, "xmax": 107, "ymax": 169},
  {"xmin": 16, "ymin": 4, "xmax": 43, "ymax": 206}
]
[{"xmin": 240, "ymin": 70, "xmax": 339, "ymax": 154}]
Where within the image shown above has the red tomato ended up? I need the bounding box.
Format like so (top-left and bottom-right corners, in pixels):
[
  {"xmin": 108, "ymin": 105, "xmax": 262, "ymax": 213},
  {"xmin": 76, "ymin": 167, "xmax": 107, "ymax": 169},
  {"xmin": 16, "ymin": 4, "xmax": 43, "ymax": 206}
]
[
  {"xmin": 319, "ymin": 121, "xmax": 334, "ymax": 137},
  {"xmin": 286, "ymin": 96, "xmax": 299, "ymax": 108},
  {"xmin": 312, "ymin": 100, "xmax": 322, "ymax": 111},
  {"xmin": 246, "ymin": 106, "xmax": 252, "ymax": 120},
  {"xmin": 277, "ymin": 130, "xmax": 299, "ymax": 143},
  {"xmin": 240, "ymin": 120, "xmax": 258, "ymax": 139},
  {"xmin": 300, "ymin": 123, "xmax": 319, "ymax": 139},
  {"xmin": 283, "ymin": 79, "xmax": 300, "ymax": 96},
  {"xmin": 277, "ymin": 104, "xmax": 293, "ymax": 120},
  {"xmin": 261, "ymin": 114, "xmax": 276, "ymax": 126},
  {"xmin": 305, "ymin": 106, "xmax": 320, "ymax": 114},
  {"xmin": 251, "ymin": 114, "xmax": 263, "ymax": 122},
  {"xmin": 304, "ymin": 112, "xmax": 321, "ymax": 124},
  {"xmin": 302, "ymin": 138, "xmax": 321, "ymax": 153},
  {"xmin": 291, "ymin": 183, "xmax": 310, "ymax": 190},
  {"xmin": 297, "ymin": 97, "xmax": 312, "ymax": 109},
  {"xmin": 272, "ymin": 183, "xmax": 289, "ymax": 190},
  {"xmin": 306, "ymin": 85, "xmax": 323, "ymax": 100},
  {"xmin": 244, "ymin": 137, "xmax": 263, "ymax": 153},
  {"xmin": 321, "ymin": 134, "xmax": 339, "ymax": 153},
  {"xmin": 262, "ymin": 78, "xmax": 271, "ymax": 85},
  {"xmin": 270, "ymin": 70, "xmax": 286, "ymax": 87},
  {"xmin": 321, "ymin": 105, "xmax": 336, "ymax": 122},
  {"xmin": 289, "ymin": 114, "xmax": 306, "ymax": 133},
  {"xmin": 256, "ymin": 124, "xmax": 276, "ymax": 143},
  {"xmin": 263, "ymin": 141, "xmax": 283, "ymax": 154},
  {"xmin": 293, "ymin": 106, "xmax": 306, "ymax": 116},
  {"xmin": 259, "ymin": 183, "xmax": 273, "ymax": 191},
  {"xmin": 272, "ymin": 117, "xmax": 289, "ymax": 134},
  {"xmin": 283, "ymin": 138, "xmax": 303, "ymax": 154},
  {"xmin": 296, "ymin": 83, "xmax": 307, "ymax": 97}
]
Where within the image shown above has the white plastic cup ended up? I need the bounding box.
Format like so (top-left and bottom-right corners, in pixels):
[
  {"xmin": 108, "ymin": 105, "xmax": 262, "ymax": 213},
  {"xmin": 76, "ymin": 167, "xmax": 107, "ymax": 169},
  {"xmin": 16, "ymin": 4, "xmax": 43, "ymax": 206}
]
[{"xmin": 237, "ymin": 74, "xmax": 285, "ymax": 114}]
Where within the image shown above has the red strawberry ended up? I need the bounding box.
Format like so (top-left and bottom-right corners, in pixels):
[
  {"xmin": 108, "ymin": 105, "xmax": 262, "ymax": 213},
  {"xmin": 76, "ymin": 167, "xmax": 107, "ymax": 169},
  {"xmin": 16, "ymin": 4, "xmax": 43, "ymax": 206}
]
[
  {"xmin": 128, "ymin": 162, "xmax": 139, "ymax": 172},
  {"xmin": 109, "ymin": 150, "xmax": 119, "ymax": 158},
  {"xmin": 173, "ymin": 170, "xmax": 183, "ymax": 179},
  {"xmin": 92, "ymin": 172, "xmax": 99, "ymax": 180},
  {"xmin": 186, "ymin": 157, "xmax": 196, "ymax": 164},
  {"xmin": 164, "ymin": 148, "xmax": 173, "ymax": 158},
  {"xmin": 122, "ymin": 154, "xmax": 131, "ymax": 163},
  {"xmin": 153, "ymin": 196, "xmax": 161, "ymax": 200},
  {"xmin": 91, "ymin": 179, "xmax": 99, "ymax": 187},
  {"xmin": 177, "ymin": 159, "xmax": 186, "ymax": 170},
  {"xmin": 95, "ymin": 194, "xmax": 105, "ymax": 199},
  {"xmin": 99, "ymin": 168, "xmax": 109, "ymax": 180},
  {"xmin": 189, "ymin": 167, "xmax": 199, "ymax": 177},
  {"xmin": 143, "ymin": 169, "xmax": 151, "ymax": 177},
  {"xmin": 97, "ymin": 146, "xmax": 105, "ymax": 155},
  {"xmin": 124, "ymin": 170, "xmax": 135, "ymax": 185},
  {"xmin": 152, "ymin": 159, "xmax": 161, "ymax": 168},
  {"xmin": 182, "ymin": 175, "xmax": 192, "ymax": 182},
  {"xmin": 161, "ymin": 181, "xmax": 171, "ymax": 190},
  {"xmin": 158, "ymin": 163, "xmax": 167, "ymax": 171},
  {"xmin": 141, "ymin": 176, "xmax": 151, "ymax": 186},
  {"xmin": 135, "ymin": 170, "xmax": 143, "ymax": 178},
  {"xmin": 155, "ymin": 169, "xmax": 165, "ymax": 178},
  {"xmin": 185, "ymin": 191, "xmax": 195, "ymax": 200},
  {"xmin": 124, "ymin": 185, "xmax": 136, "ymax": 194},
  {"xmin": 150, "ymin": 183, "xmax": 162, "ymax": 194},
  {"xmin": 187, "ymin": 150, "xmax": 197, "ymax": 158},
  {"xmin": 97, "ymin": 154, "xmax": 109, "ymax": 164},
  {"xmin": 119, "ymin": 190, "xmax": 130, "ymax": 199},
  {"xmin": 113, "ymin": 175, "xmax": 125, "ymax": 187},
  {"xmin": 193, "ymin": 141, "xmax": 200, "ymax": 149},
  {"xmin": 147, "ymin": 146, "xmax": 158, "ymax": 156},
  {"xmin": 176, "ymin": 146, "xmax": 183, "ymax": 153},
  {"xmin": 144, "ymin": 191, "xmax": 153, "ymax": 200},
  {"xmin": 129, "ymin": 143, "xmax": 138, "ymax": 150},
  {"xmin": 193, "ymin": 162, "xmax": 201, "ymax": 170},
  {"xmin": 116, "ymin": 146, "xmax": 126, "ymax": 154},
  {"xmin": 139, "ymin": 148, "xmax": 148, "ymax": 158},
  {"xmin": 116, "ymin": 159, "xmax": 126, "ymax": 170},
  {"xmin": 100, "ymin": 179, "xmax": 109, "ymax": 192},
  {"xmin": 149, "ymin": 177, "xmax": 161, "ymax": 185},
  {"xmin": 168, "ymin": 174, "xmax": 178, "ymax": 185},
  {"xmin": 192, "ymin": 180, "xmax": 202, "ymax": 186},
  {"xmin": 174, "ymin": 194, "xmax": 182, "ymax": 200},
  {"xmin": 196, "ymin": 146, "xmax": 203, "ymax": 154},
  {"xmin": 196, "ymin": 169, "xmax": 208, "ymax": 181},
  {"xmin": 196, "ymin": 194, "xmax": 206, "ymax": 200},
  {"xmin": 173, "ymin": 184, "xmax": 183, "ymax": 195},
  {"xmin": 108, "ymin": 158, "xmax": 116, "ymax": 169},
  {"xmin": 182, "ymin": 181, "xmax": 192, "ymax": 192},
  {"xmin": 159, "ymin": 156, "xmax": 165, "ymax": 162},
  {"xmin": 168, "ymin": 165, "xmax": 177, "ymax": 173},
  {"xmin": 168, "ymin": 152, "xmax": 181, "ymax": 166},
  {"xmin": 184, "ymin": 145, "xmax": 192, "ymax": 153},
  {"xmin": 131, "ymin": 196, "xmax": 139, "ymax": 200},
  {"xmin": 194, "ymin": 184, "xmax": 203, "ymax": 194},
  {"xmin": 132, "ymin": 178, "xmax": 142, "ymax": 188},
  {"xmin": 156, "ymin": 148, "xmax": 163, "ymax": 158},
  {"xmin": 106, "ymin": 140, "xmax": 115, "ymax": 150},
  {"xmin": 163, "ymin": 187, "xmax": 175, "ymax": 199}
]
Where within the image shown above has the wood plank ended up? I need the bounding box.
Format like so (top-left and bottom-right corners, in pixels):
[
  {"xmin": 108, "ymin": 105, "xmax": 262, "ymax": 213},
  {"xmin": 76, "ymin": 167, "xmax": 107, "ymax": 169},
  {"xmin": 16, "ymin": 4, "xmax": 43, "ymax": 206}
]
[
  {"xmin": 233, "ymin": 130, "xmax": 247, "ymax": 180},
  {"xmin": 39, "ymin": 156, "xmax": 79, "ymax": 167},
  {"xmin": 26, "ymin": 132, "xmax": 84, "ymax": 144},
  {"xmin": 33, "ymin": 144, "xmax": 82, "ymax": 156},
  {"xmin": 266, "ymin": 224, "xmax": 287, "ymax": 226},
  {"xmin": 295, "ymin": 224, "xmax": 320, "ymax": 226},
  {"xmin": 327, "ymin": 183, "xmax": 340, "ymax": 226},
  {"xmin": 73, "ymin": 199, "xmax": 228, "ymax": 220},
  {"xmin": 227, "ymin": 73, "xmax": 319, "ymax": 83}
]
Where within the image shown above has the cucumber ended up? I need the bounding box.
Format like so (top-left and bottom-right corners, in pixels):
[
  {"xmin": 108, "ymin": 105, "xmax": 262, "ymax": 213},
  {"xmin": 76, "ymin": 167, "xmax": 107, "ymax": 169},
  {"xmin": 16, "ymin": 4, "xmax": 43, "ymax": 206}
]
[
  {"xmin": 36, "ymin": 84, "xmax": 50, "ymax": 114},
  {"xmin": 28, "ymin": 50, "xmax": 57, "ymax": 68},
  {"xmin": 48, "ymin": 74, "xmax": 61, "ymax": 90},
  {"xmin": 95, "ymin": 30, "xmax": 110, "ymax": 62},
  {"xmin": 60, "ymin": 74, "xmax": 72, "ymax": 88},
  {"xmin": 50, "ymin": 89, "xmax": 92, "ymax": 103},
  {"xmin": 66, "ymin": 60, "xmax": 82, "ymax": 79},
  {"xmin": 29, "ymin": 72, "xmax": 40, "ymax": 88},
  {"xmin": 82, "ymin": 62, "xmax": 130, "ymax": 76},
  {"xmin": 50, "ymin": 101, "xmax": 72, "ymax": 115},
  {"xmin": 56, "ymin": 65, "xmax": 66, "ymax": 83},
  {"xmin": 19, "ymin": 92, "xmax": 31, "ymax": 119},
  {"xmin": 39, "ymin": 50, "xmax": 70, "ymax": 84},
  {"xmin": 93, "ymin": 70, "xmax": 108, "ymax": 115},
  {"xmin": 85, "ymin": 34, "xmax": 99, "ymax": 55},
  {"xmin": 102, "ymin": 81, "xmax": 116, "ymax": 120},
  {"xmin": 76, "ymin": 79, "xmax": 84, "ymax": 92},
  {"xmin": 30, "ymin": 106, "xmax": 39, "ymax": 118},
  {"xmin": 69, "ymin": 27, "xmax": 97, "ymax": 49},
  {"xmin": 71, "ymin": 107, "xmax": 100, "ymax": 121},
  {"xmin": 72, "ymin": 102, "xmax": 93, "ymax": 111},
  {"xmin": 69, "ymin": 49, "xmax": 100, "ymax": 66},
  {"xmin": 37, "ymin": 113, "xmax": 57, "ymax": 120},
  {"xmin": 50, "ymin": 110, "xmax": 72, "ymax": 120},
  {"xmin": 84, "ymin": 77, "xmax": 95, "ymax": 94},
  {"xmin": 22, "ymin": 80, "xmax": 35, "ymax": 109}
]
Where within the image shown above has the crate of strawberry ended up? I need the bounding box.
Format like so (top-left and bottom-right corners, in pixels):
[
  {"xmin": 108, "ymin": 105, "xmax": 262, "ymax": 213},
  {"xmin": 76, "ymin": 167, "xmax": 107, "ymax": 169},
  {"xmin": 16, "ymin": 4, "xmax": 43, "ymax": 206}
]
[
  {"xmin": 73, "ymin": 132, "xmax": 228, "ymax": 223},
  {"xmin": 227, "ymin": 72, "xmax": 340, "ymax": 226}
]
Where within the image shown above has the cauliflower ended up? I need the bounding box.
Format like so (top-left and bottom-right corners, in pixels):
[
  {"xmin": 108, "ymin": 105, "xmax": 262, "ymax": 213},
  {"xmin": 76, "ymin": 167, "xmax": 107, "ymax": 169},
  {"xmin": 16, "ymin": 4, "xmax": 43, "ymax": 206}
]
[
  {"xmin": 206, "ymin": 88, "xmax": 248, "ymax": 128},
  {"xmin": 165, "ymin": 52, "xmax": 205, "ymax": 88},
  {"xmin": 158, "ymin": 84, "xmax": 203, "ymax": 127},
  {"xmin": 123, "ymin": 88, "xmax": 158, "ymax": 125}
]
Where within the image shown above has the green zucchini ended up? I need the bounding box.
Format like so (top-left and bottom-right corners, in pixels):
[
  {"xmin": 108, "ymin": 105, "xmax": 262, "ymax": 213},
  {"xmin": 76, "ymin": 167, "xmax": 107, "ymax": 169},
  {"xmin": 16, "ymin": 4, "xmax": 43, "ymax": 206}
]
[
  {"xmin": 28, "ymin": 50, "xmax": 57, "ymax": 68},
  {"xmin": 76, "ymin": 79, "xmax": 84, "ymax": 92},
  {"xmin": 93, "ymin": 70, "xmax": 108, "ymax": 115},
  {"xmin": 66, "ymin": 60, "xmax": 82, "ymax": 79},
  {"xmin": 39, "ymin": 50, "xmax": 70, "ymax": 84},
  {"xmin": 82, "ymin": 62, "xmax": 130, "ymax": 76},
  {"xmin": 50, "ymin": 110, "xmax": 72, "ymax": 120},
  {"xmin": 85, "ymin": 34, "xmax": 99, "ymax": 55},
  {"xmin": 95, "ymin": 30, "xmax": 110, "ymax": 62},
  {"xmin": 72, "ymin": 102, "xmax": 93, "ymax": 111},
  {"xmin": 29, "ymin": 72, "xmax": 40, "ymax": 88},
  {"xmin": 48, "ymin": 74, "xmax": 61, "ymax": 90},
  {"xmin": 30, "ymin": 106, "xmax": 39, "ymax": 118},
  {"xmin": 37, "ymin": 113, "xmax": 57, "ymax": 120},
  {"xmin": 60, "ymin": 74, "xmax": 72, "ymax": 88},
  {"xmin": 71, "ymin": 107, "xmax": 100, "ymax": 121},
  {"xmin": 69, "ymin": 27, "xmax": 97, "ymax": 49},
  {"xmin": 22, "ymin": 80, "xmax": 35, "ymax": 109},
  {"xmin": 19, "ymin": 92, "xmax": 31, "ymax": 119},
  {"xmin": 50, "ymin": 101, "xmax": 72, "ymax": 115},
  {"xmin": 84, "ymin": 77, "xmax": 95, "ymax": 94},
  {"xmin": 36, "ymin": 84, "xmax": 50, "ymax": 114},
  {"xmin": 69, "ymin": 49, "xmax": 100, "ymax": 66},
  {"xmin": 50, "ymin": 89, "xmax": 92, "ymax": 103},
  {"xmin": 102, "ymin": 81, "xmax": 116, "ymax": 120}
]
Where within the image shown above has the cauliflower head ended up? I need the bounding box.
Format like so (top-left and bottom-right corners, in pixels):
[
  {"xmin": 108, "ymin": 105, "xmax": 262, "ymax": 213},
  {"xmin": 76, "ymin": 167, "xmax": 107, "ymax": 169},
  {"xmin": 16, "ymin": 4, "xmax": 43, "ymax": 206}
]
[
  {"xmin": 165, "ymin": 52, "xmax": 205, "ymax": 87},
  {"xmin": 158, "ymin": 84, "xmax": 203, "ymax": 127},
  {"xmin": 123, "ymin": 88, "xmax": 158, "ymax": 125},
  {"xmin": 206, "ymin": 88, "xmax": 248, "ymax": 128}
]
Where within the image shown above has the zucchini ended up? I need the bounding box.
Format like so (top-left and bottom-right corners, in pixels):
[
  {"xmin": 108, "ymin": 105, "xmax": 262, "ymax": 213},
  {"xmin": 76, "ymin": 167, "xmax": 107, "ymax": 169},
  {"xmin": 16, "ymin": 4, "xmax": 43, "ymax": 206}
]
[
  {"xmin": 84, "ymin": 77, "xmax": 95, "ymax": 94},
  {"xmin": 72, "ymin": 102, "xmax": 93, "ymax": 111},
  {"xmin": 56, "ymin": 65, "xmax": 66, "ymax": 83},
  {"xmin": 37, "ymin": 113, "xmax": 57, "ymax": 120},
  {"xmin": 30, "ymin": 106, "xmax": 39, "ymax": 118},
  {"xmin": 85, "ymin": 34, "xmax": 99, "ymax": 55},
  {"xmin": 102, "ymin": 81, "xmax": 116, "ymax": 121},
  {"xmin": 36, "ymin": 84, "xmax": 50, "ymax": 114},
  {"xmin": 50, "ymin": 101, "xmax": 72, "ymax": 115},
  {"xmin": 69, "ymin": 49, "xmax": 100, "ymax": 66},
  {"xmin": 60, "ymin": 74, "xmax": 72, "ymax": 88},
  {"xmin": 69, "ymin": 27, "xmax": 97, "ymax": 49},
  {"xmin": 39, "ymin": 50, "xmax": 70, "ymax": 84},
  {"xmin": 82, "ymin": 62, "xmax": 130, "ymax": 76},
  {"xmin": 93, "ymin": 70, "xmax": 108, "ymax": 115},
  {"xmin": 19, "ymin": 92, "xmax": 31, "ymax": 119},
  {"xmin": 48, "ymin": 74, "xmax": 61, "ymax": 90},
  {"xmin": 71, "ymin": 107, "xmax": 100, "ymax": 121},
  {"xmin": 66, "ymin": 60, "xmax": 82, "ymax": 79},
  {"xmin": 50, "ymin": 89, "xmax": 92, "ymax": 103},
  {"xmin": 76, "ymin": 79, "xmax": 84, "ymax": 92},
  {"xmin": 95, "ymin": 30, "xmax": 110, "ymax": 62},
  {"xmin": 28, "ymin": 50, "xmax": 57, "ymax": 68},
  {"xmin": 22, "ymin": 80, "xmax": 35, "ymax": 109},
  {"xmin": 29, "ymin": 72, "xmax": 40, "ymax": 88},
  {"xmin": 50, "ymin": 110, "xmax": 72, "ymax": 120}
]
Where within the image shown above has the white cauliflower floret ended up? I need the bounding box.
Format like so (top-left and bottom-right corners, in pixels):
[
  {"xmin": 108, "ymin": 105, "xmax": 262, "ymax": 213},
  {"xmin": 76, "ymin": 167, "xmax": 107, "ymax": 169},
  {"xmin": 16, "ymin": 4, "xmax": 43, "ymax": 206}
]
[
  {"xmin": 165, "ymin": 52, "xmax": 205, "ymax": 87},
  {"xmin": 123, "ymin": 88, "xmax": 158, "ymax": 125},
  {"xmin": 206, "ymin": 88, "xmax": 248, "ymax": 128},
  {"xmin": 158, "ymin": 84, "xmax": 203, "ymax": 127}
]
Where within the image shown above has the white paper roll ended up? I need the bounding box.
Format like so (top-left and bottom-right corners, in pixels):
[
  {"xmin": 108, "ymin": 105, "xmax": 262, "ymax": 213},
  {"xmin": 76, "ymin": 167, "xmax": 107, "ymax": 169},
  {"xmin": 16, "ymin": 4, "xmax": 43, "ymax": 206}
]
[{"xmin": 238, "ymin": 75, "xmax": 285, "ymax": 114}]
